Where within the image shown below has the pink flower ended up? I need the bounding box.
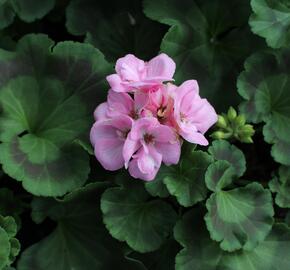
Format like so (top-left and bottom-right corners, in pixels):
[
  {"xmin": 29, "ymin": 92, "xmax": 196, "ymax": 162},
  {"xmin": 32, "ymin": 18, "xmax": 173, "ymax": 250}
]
[
  {"xmin": 94, "ymin": 90, "xmax": 148, "ymax": 121},
  {"xmin": 106, "ymin": 54, "xmax": 176, "ymax": 93},
  {"xmin": 143, "ymin": 83, "xmax": 177, "ymax": 127},
  {"xmin": 123, "ymin": 117, "xmax": 181, "ymax": 181},
  {"xmin": 90, "ymin": 115, "xmax": 133, "ymax": 170},
  {"xmin": 173, "ymin": 80, "xmax": 218, "ymax": 146}
]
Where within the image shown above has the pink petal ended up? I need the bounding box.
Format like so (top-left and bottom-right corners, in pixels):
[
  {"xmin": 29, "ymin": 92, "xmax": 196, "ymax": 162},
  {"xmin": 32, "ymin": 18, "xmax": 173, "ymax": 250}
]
[
  {"xmin": 179, "ymin": 129, "xmax": 209, "ymax": 146},
  {"xmin": 149, "ymin": 124, "xmax": 177, "ymax": 142},
  {"xmin": 155, "ymin": 140, "xmax": 181, "ymax": 165},
  {"xmin": 187, "ymin": 97, "xmax": 218, "ymax": 134},
  {"xmin": 107, "ymin": 90, "xmax": 134, "ymax": 118},
  {"xmin": 134, "ymin": 91, "xmax": 150, "ymax": 112},
  {"xmin": 123, "ymin": 136, "xmax": 141, "ymax": 168},
  {"xmin": 90, "ymin": 121, "xmax": 117, "ymax": 147},
  {"xmin": 128, "ymin": 147, "xmax": 162, "ymax": 181},
  {"xmin": 146, "ymin": 53, "xmax": 176, "ymax": 81},
  {"xmin": 110, "ymin": 115, "xmax": 133, "ymax": 131},
  {"xmin": 94, "ymin": 138, "xmax": 125, "ymax": 170},
  {"xmin": 94, "ymin": 102, "xmax": 108, "ymax": 121},
  {"xmin": 115, "ymin": 54, "xmax": 145, "ymax": 82},
  {"xmin": 106, "ymin": 74, "xmax": 127, "ymax": 93},
  {"xmin": 129, "ymin": 117, "xmax": 158, "ymax": 141}
]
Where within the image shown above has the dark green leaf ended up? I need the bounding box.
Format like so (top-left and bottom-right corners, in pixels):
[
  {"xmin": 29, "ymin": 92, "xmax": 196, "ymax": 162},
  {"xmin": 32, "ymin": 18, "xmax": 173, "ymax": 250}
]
[
  {"xmin": 0, "ymin": 34, "xmax": 111, "ymax": 196},
  {"xmin": 269, "ymin": 166, "xmax": 290, "ymax": 208},
  {"xmin": 144, "ymin": 0, "xmax": 262, "ymax": 111},
  {"xmin": 208, "ymin": 140, "xmax": 246, "ymax": 177},
  {"xmin": 162, "ymin": 150, "xmax": 213, "ymax": 207},
  {"xmin": 66, "ymin": 0, "xmax": 166, "ymax": 61},
  {"xmin": 17, "ymin": 183, "xmax": 145, "ymax": 270},
  {"xmin": 101, "ymin": 179, "xmax": 177, "ymax": 253}
]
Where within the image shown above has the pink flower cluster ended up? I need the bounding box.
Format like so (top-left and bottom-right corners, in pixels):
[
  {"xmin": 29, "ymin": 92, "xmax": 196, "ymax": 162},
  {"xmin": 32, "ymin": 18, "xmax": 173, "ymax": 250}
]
[{"xmin": 90, "ymin": 54, "xmax": 217, "ymax": 181}]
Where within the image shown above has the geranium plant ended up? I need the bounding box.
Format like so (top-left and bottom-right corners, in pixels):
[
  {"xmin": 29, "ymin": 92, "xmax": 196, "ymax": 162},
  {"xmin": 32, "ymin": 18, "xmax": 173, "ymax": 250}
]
[{"xmin": 0, "ymin": 0, "xmax": 290, "ymax": 269}]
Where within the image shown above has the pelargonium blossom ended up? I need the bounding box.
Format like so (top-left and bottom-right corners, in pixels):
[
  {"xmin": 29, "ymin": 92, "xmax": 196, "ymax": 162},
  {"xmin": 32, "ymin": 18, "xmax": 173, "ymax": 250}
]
[
  {"xmin": 106, "ymin": 53, "xmax": 176, "ymax": 93},
  {"xmin": 90, "ymin": 53, "xmax": 217, "ymax": 181}
]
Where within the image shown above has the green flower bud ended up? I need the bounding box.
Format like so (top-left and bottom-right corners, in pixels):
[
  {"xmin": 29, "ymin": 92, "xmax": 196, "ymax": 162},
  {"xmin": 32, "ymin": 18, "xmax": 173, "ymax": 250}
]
[
  {"xmin": 211, "ymin": 131, "xmax": 232, "ymax": 140},
  {"xmin": 216, "ymin": 115, "xmax": 228, "ymax": 129},
  {"xmin": 240, "ymin": 136, "xmax": 254, "ymax": 143},
  {"xmin": 227, "ymin": 106, "xmax": 237, "ymax": 121},
  {"xmin": 233, "ymin": 115, "xmax": 246, "ymax": 127}
]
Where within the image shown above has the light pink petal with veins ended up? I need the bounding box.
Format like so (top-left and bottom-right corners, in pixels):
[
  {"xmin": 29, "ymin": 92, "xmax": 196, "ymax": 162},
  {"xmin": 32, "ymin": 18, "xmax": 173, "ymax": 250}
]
[
  {"xmin": 115, "ymin": 54, "xmax": 145, "ymax": 82},
  {"xmin": 129, "ymin": 147, "xmax": 162, "ymax": 181},
  {"xmin": 106, "ymin": 74, "xmax": 127, "ymax": 92},
  {"xmin": 146, "ymin": 53, "xmax": 176, "ymax": 81},
  {"xmin": 155, "ymin": 140, "xmax": 181, "ymax": 165},
  {"xmin": 107, "ymin": 90, "xmax": 134, "ymax": 118},
  {"xmin": 94, "ymin": 102, "xmax": 108, "ymax": 121}
]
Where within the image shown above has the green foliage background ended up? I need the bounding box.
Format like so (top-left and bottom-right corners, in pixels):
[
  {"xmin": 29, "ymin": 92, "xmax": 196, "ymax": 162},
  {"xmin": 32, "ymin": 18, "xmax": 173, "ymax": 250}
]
[{"xmin": 0, "ymin": 0, "xmax": 289, "ymax": 269}]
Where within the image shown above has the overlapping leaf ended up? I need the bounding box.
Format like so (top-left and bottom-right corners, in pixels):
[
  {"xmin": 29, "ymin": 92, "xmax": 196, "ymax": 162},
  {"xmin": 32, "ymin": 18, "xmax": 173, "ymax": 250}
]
[
  {"xmin": 249, "ymin": 0, "xmax": 290, "ymax": 48},
  {"xmin": 17, "ymin": 183, "xmax": 145, "ymax": 270},
  {"xmin": 238, "ymin": 49, "xmax": 290, "ymax": 165},
  {"xmin": 208, "ymin": 140, "xmax": 246, "ymax": 177},
  {"xmin": 205, "ymin": 183, "xmax": 274, "ymax": 251},
  {"xmin": 0, "ymin": 215, "xmax": 20, "ymax": 269},
  {"xmin": 0, "ymin": 34, "xmax": 111, "ymax": 196},
  {"xmin": 0, "ymin": 0, "xmax": 55, "ymax": 29},
  {"xmin": 175, "ymin": 208, "xmax": 290, "ymax": 270},
  {"xmin": 66, "ymin": 0, "xmax": 166, "ymax": 61},
  {"xmin": 101, "ymin": 175, "xmax": 177, "ymax": 253},
  {"xmin": 161, "ymin": 150, "xmax": 213, "ymax": 207},
  {"xmin": 144, "ymin": 0, "xmax": 263, "ymax": 111},
  {"xmin": 269, "ymin": 166, "xmax": 290, "ymax": 208}
]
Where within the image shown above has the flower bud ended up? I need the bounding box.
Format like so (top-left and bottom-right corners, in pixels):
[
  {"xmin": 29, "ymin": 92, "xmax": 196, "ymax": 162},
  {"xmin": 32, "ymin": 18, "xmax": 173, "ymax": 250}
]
[
  {"xmin": 227, "ymin": 107, "xmax": 237, "ymax": 121},
  {"xmin": 211, "ymin": 131, "xmax": 232, "ymax": 140},
  {"xmin": 234, "ymin": 115, "xmax": 246, "ymax": 127},
  {"xmin": 216, "ymin": 115, "xmax": 228, "ymax": 129}
]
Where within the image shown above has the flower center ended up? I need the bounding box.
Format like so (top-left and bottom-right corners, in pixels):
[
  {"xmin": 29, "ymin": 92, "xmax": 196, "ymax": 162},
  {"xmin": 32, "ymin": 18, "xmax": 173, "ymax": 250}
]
[
  {"xmin": 180, "ymin": 112, "xmax": 187, "ymax": 123},
  {"xmin": 116, "ymin": 129, "xmax": 129, "ymax": 139},
  {"xmin": 144, "ymin": 133, "xmax": 154, "ymax": 144},
  {"xmin": 130, "ymin": 110, "xmax": 139, "ymax": 120},
  {"xmin": 157, "ymin": 106, "xmax": 166, "ymax": 119}
]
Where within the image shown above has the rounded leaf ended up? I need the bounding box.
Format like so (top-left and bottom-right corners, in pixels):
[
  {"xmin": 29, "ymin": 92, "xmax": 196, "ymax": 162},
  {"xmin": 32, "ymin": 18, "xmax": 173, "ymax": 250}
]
[
  {"xmin": 205, "ymin": 183, "xmax": 274, "ymax": 251},
  {"xmin": 208, "ymin": 140, "xmax": 246, "ymax": 177},
  {"xmin": 101, "ymin": 183, "xmax": 177, "ymax": 253}
]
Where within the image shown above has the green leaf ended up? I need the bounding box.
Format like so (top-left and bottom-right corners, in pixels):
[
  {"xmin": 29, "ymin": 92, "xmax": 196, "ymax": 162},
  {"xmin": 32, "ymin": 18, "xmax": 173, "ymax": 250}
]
[
  {"xmin": 237, "ymin": 51, "xmax": 282, "ymax": 123},
  {"xmin": 0, "ymin": 227, "xmax": 10, "ymax": 270},
  {"xmin": 222, "ymin": 224, "xmax": 290, "ymax": 270},
  {"xmin": 0, "ymin": 215, "xmax": 20, "ymax": 269},
  {"xmin": 205, "ymin": 182, "xmax": 274, "ymax": 252},
  {"xmin": 12, "ymin": 0, "xmax": 55, "ymax": 22},
  {"xmin": 144, "ymin": 0, "xmax": 262, "ymax": 111},
  {"xmin": 174, "ymin": 208, "xmax": 224, "ymax": 270},
  {"xmin": 17, "ymin": 183, "xmax": 145, "ymax": 270},
  {"xmin": 208, "ymin": 140, "xmax": 246, "ymax": 177},
  {"xmin": 249, "ymin": 0, "xmax": 290, "ymax": 48},
  {"xmin": 101, "ymin": 179, "xmax": 177, "ymax": 253},
  {"xmin": 162, "ymin": 150, "xmax": 213, "ymax": 207},
  {"xmin": 0, "ymin": 34, "xmax": 111, "ymax": 196},
  {"xmin": 66, "ymin": 0, "xmax": 166, "ymax": 61},
  {"xmin": 145, "ymin": 165, "xmax": 170, "ymax": 198},
  {"xmin": 129, "ymin": 239, "xmax": 180, "ymax": 270},
  {"xmin": 269, "ymin": 166, "xmax": 290, "ymax": 208},
  {"xmin": 205, "ymin": 160, "xmax": 236, "ymax": 192},
  {"xmin": 0, "ymin": 0, "xmax": 55, "ymax": 29},
  {"xmin": 175, "ymin": 209, "xmax": 290, "ymax": 270},
  {"xmin": 255, "ymin": 74, "xmax": 290, "ymax": 144},
  {"xmin": 0, "ymin": 2, "xmax": 15, "ymax": 30},
  {"xmin": 238, "ymin": 49, "xmax": 290, "ymax": 165}
]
